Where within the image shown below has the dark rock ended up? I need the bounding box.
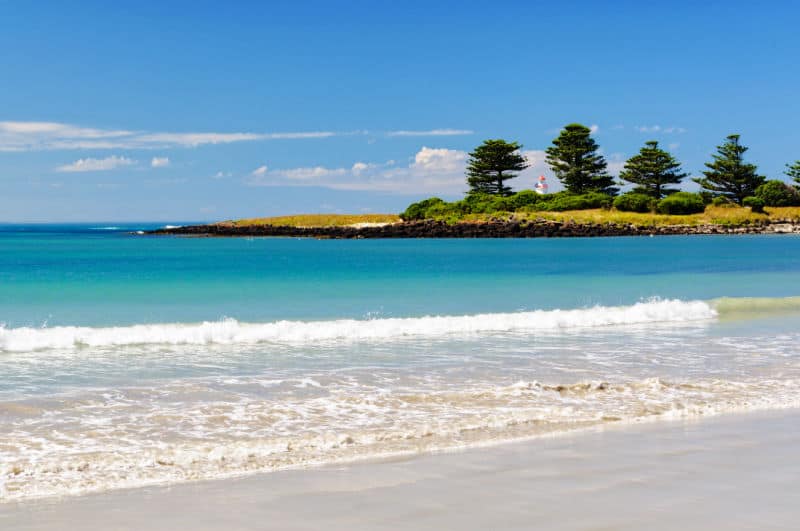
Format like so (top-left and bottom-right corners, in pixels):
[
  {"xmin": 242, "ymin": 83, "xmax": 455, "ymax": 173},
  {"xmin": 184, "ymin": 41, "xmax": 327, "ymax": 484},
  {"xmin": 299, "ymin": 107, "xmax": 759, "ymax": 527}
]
[{"xmin": 144, "ymin": 220, "xmax": 800, "ymax": 239}]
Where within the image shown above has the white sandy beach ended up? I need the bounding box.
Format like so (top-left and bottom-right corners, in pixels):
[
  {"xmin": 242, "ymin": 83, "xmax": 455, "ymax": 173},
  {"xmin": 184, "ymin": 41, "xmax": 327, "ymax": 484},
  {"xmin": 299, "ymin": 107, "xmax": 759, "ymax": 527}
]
[{"xmin": 2, "ymin": 410, "xmax": 797, "ymax": 531}]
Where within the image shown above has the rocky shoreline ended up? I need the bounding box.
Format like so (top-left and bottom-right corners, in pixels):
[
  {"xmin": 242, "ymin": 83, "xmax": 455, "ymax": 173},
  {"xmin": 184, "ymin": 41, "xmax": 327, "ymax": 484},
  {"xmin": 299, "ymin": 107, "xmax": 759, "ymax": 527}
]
[{"xmin": 146, "ymin": 219, "xmax": 800, "ymax": 238}]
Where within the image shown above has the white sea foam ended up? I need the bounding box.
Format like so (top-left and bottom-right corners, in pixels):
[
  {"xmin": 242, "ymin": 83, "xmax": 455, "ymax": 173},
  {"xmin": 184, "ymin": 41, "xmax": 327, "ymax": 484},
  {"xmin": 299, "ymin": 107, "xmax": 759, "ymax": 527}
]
[
  {"xmin": 4, "ymin": 297, "xmax": 797, "ymax": 501},
  {"xmin": 2, "ymin": 375, "xmax": 799, "ymax": 502},
  {"xmin": 0, "ymin": 299, "xmax": 716, "ymax": 352}
]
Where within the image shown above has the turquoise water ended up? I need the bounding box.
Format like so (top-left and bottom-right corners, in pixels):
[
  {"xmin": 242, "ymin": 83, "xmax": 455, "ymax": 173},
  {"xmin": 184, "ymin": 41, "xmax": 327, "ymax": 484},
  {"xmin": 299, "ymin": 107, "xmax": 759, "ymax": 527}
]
[
  {"xmin": 2, "ymin": 225, "xmax": 800, "ymax": 501},
  {"xmin": 3, "ymin": 224, "xmax": 800, "ymax": 327}
]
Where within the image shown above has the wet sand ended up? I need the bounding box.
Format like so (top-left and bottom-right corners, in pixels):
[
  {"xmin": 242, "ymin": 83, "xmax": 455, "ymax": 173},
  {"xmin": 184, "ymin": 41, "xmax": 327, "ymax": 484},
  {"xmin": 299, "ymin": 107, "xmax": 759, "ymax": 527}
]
[{"xmin": 2, "ymin": 410, "xmax": 798, "ymax": 530}]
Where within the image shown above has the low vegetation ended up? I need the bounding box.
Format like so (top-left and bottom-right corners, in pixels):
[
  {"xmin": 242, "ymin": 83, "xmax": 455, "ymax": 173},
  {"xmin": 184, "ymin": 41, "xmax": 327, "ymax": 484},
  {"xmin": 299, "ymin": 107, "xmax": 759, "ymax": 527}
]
[
  {"xmin": 754, "ymin": 180, "xmax": 800, "ymax": 207},
  {"xmin": 222, "ymin": 204, "xmax": 800, "ymax": 231},
  {"xmin": 655, "ymin": 192, "xmax": 706, "ymax": 215},
  {"xmin": 221, "ymin": 213, "xmax": 401, "ymax": 228},
  {"xmin": 403, "ymin": 201, "xmax": 773, "ymax": 227},
  {"xmin": 613, "ymin": 193, "xmax": 653, "ymax": 213}
]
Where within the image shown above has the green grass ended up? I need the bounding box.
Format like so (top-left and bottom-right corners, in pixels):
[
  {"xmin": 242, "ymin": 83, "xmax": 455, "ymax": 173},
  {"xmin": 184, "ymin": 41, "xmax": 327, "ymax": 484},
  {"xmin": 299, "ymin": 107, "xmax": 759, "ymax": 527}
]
[{"xmin": 219, "ymin": 213, "xmax": 401, "ymax": 228}]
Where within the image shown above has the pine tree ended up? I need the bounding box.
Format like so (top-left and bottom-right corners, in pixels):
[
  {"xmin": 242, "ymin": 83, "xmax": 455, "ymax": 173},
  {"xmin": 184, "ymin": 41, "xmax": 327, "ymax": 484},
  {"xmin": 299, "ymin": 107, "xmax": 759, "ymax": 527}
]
[
  {"xmin": 545, "ymin": 124, "xmax": 617, "ymax": 195},
  {"xmin": 694, "ymin": 134, "xmax": 765, "ymax": 204},
  {"xmin": 466, "ymin": 139, "xmax": 529, "ymax": 196},
  {"xmin": 786, "ymin": 160, "xmax": 800, "ymax": 189},
  {"xmin": 619, "ymin": 141, "xmax": 688, "ymax": 199}
]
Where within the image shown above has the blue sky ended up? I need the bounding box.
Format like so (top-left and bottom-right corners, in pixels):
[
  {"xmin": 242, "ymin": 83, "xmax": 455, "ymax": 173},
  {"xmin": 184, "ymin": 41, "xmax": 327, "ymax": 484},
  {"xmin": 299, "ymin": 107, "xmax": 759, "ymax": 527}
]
[{"xmin": 1, "ymin": 0, "xmax": 798, "ymax": 221}]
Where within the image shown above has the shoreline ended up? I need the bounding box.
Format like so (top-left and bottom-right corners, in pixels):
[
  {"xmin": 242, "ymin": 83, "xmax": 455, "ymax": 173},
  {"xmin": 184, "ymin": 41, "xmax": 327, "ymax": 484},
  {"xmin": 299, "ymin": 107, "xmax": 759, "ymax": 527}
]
[
  {"xmin": 147, "ymin": 219, "xmax": 800, "ymax": 238},
  {"xmin": 3, "ymin": 408, "xmax": 798, "ymax": 530}
]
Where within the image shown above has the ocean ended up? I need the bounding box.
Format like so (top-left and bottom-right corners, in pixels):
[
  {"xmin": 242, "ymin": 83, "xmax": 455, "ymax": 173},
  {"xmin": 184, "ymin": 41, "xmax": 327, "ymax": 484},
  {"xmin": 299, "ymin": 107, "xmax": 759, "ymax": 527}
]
[{"xmin": 2, "ymin": 224, "xmax": 800, "ymax": 501}]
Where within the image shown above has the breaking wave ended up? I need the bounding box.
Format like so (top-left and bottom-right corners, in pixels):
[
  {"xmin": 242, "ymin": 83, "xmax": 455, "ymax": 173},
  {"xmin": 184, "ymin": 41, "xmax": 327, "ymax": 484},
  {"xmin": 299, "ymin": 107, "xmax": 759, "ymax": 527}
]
[{"xmin": 0, "ymin": 299, "xmax": 716, "ymax": 352}]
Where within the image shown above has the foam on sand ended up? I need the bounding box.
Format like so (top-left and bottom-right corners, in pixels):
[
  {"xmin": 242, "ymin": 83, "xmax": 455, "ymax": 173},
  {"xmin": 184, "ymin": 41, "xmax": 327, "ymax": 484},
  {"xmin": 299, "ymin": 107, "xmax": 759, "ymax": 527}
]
[
  {"xmin": 2, "ymin": 375, "xmax": 799, "ymax": 502},
  {"xmin": 5, "ymin": 410, "xmax": 796, "ymax": 530}
]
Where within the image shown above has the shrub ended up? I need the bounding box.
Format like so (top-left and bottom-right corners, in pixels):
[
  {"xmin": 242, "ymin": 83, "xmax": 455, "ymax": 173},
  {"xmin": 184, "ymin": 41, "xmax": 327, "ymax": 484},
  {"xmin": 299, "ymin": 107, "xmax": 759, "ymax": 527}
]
[
  {"xmin": 699, "ymin": 191, "xmax": 715, "ymax": 205},
  {"xmin": 754, "ymin": 180, "xmax": 800, "ymax": 207},
  {"xmin": 535, "ymin": 192, "xmax": 613, "ymax": 212},
  {"xmin": 400, "ymin": 197, "xmax": 445, "ymax": 220},
  {"xmin": 489, "ymin": 196, "xmax": 515, "ymax": 212},
  {"xmin": 712, "ymin": 196, "xmax": 737, "ymax": 207},
  {"xmin": 656, "ymin": 192, "xmax": 705, "ymax": 215},
  {"xmin": 459, "ymin": 192, "xmax": 496, "ymax": 214},
  {"xmin": 425, "ymin": 201, "xmax": 455, "ymax": 217},
  {"xmin": 613, "ymin": 192, "xmax": 653, "ymax": 213},
  {"xmin": 457, "ymin": 192, "xmax": 529, "ymax": 214},
  {"xmin": 743, "ymin": 196, "xmax": 765, "ymax": 213},
  {"xmin": 509, "ymin": 190, "xmax": 542, "ymax": 210}
]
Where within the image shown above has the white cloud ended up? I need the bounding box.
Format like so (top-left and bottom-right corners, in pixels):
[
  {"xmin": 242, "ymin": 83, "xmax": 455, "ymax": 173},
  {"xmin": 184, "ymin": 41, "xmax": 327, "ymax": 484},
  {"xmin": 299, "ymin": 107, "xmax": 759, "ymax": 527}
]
[
  {"xmin": 606, "ymin": 153, "xmax": 626, "ymax": 177},
  {"xmin": 134, "ymin": 131, "xmax": 334, "ymax": 147},
  {"xmin": 151, "ymin": 156, "xmax": 170, "ymax": 168},
  {"xmin": 0, "ymin": 121, "xmax": 131, "ymax": 138},
  {"xmin": 0, "ymin": 121, "xmax": 133, "ymax": 151},
  {"xmin": 246, "ymin": 146, "xmax": 503, "ymax": 194},
  {"xmin": 411, "ymin": 146, "xmax": 467, "ymax": 173},
  {"xmin": 246, "ymin": 147, "xmax": 464, "ymax": 193},
  {"xmin": 250, "ymin": 165, "xmax": 268, "ymax": 177},
  {"xmin": 668, "ymin": 142, "xmax": 680, "ymax": 151},
  {"xmin": 0, "ymin": 120, "xmax": 340, "ymax": 152},
  {"xmin": 352, "ymin": 161, "xmax": 380, "ymax": 175},
  {"xmin": 212, "ymin": 171, "xmax": 232, "ymax": 179},
  {"xmin": 0, "ymin": 120, "xmax": 475, "ymax": 152},
  {"xmin": 263, "ymin": 132, "xmax": 338, "ymax": 140},
  {"xmin": 521, "ymin": 149, "xmax": 550, "ymax": 176},
  {"xmin": 56, "ymin": 155, "xmax": 136, "ymax": 173},
  {"xmin": 589, "ymin": 124, "xmax": 599, "ymax": 134},
  {"xmin": 243, "ymin": 145, "xmax": 568, "ymax": 194},
  {"xmin": 386, "ymin": 129, "xmax": 474, "ymax": 137},
  {"xmin": 279, "ymin": 166, "xmax": 348, "ymax": 181},
  {"xmin": 635, "ymin": 125, "xmax": 686, "ymax": 134}
]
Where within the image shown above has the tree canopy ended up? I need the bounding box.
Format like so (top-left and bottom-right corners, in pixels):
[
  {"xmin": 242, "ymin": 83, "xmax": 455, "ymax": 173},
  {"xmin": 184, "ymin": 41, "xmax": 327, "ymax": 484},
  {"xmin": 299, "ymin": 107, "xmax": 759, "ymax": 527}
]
[
  {"xmin": 466, "ymin": 139, "xmax": 529, "ymax": 196},
  {"xmin": 786, "ymin": 160, "xmax": 800, "ymax": 188},
  {"xmin": 693, "ymin": 134, "xmax": 765, "ymax": 204},
  {"xmin": 619, "ymin": 141, "xmax": 687, "ymax": 199},
  {"xmin": 545, "ymin": 124, "xmax": 617, "ymax": 195}
]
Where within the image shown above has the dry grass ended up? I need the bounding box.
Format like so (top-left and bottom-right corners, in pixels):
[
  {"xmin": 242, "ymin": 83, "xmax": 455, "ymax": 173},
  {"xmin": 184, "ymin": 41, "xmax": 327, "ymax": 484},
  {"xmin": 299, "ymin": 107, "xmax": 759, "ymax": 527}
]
[
  {"xmin": 459, "ymin": 205, "xmax": 770, "ymax": 227},
  {"xmin": 220, "ymin": 213, "xmax": 401, "ymax": 228},
  {"xmin": 764, "ymin": 206, "xmax": 800, "ymax": 221},
  {"xmin": 219, "ymin": 205, "xmax": 795, "ymax": 229}
]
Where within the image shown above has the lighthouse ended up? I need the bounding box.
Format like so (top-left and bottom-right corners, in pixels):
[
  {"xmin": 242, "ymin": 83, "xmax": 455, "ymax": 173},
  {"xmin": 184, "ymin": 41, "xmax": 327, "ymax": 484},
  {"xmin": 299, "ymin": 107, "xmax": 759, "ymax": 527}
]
[{"xmin": 534, "ymin": 175, "xmax": 549, "ymax": 195}]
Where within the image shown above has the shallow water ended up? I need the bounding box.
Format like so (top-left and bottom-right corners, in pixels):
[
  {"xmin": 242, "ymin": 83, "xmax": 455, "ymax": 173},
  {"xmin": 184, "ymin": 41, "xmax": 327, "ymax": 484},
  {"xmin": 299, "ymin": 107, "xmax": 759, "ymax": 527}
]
[{"xmin": 1, "ymin": 226, "xmax": 799, "ymax": 500}]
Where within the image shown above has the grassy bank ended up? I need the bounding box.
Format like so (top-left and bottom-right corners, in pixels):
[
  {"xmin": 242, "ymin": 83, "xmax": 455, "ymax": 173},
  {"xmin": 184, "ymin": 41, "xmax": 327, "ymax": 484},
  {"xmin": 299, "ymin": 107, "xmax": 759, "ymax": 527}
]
[
  {"xmin": 455, "ymin": 206, "xmax": 800, "ymax": 227},
  {"xmin": 218, "ymin": 207, "xmax": 800, "ymax": 229},
  {"xmin": 219, "ymin": 213, "xmax": 401, "ymax": 228}
]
